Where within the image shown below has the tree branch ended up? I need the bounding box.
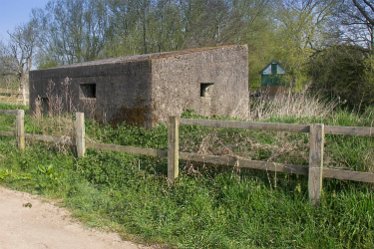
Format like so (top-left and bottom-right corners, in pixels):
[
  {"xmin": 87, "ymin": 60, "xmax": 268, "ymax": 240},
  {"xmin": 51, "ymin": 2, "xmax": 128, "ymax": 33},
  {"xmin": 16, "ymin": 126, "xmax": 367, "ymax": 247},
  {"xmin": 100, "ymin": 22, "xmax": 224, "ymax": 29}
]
[{"xmin": 352, "ymin": 0, "xmax": 374, "ymax": 25}]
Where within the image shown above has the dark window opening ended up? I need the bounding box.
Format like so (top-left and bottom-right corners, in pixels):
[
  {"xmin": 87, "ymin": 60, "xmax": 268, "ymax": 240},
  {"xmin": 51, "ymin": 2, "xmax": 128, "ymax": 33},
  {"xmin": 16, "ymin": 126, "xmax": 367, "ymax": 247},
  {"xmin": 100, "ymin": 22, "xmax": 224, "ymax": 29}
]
[
  {"xmin": 200, "ymin": 83, "xmax": 214, "ymax": 97},
  {"xmin": 80, "ymin": 83, "xmax": 96, "ymax": 98}
]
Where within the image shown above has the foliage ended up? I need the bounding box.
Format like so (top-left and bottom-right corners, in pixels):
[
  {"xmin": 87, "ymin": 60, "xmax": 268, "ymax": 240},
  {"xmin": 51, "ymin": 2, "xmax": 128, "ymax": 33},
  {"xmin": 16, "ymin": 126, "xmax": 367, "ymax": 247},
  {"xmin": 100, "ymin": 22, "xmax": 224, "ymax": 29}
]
[
  {"xmin": 32, "ymin": 0, "xmax": 111, "ymax": 65},
  {"xmin": 270, "ymin": 0, "xmax": 340, "ymax": 89},
  {"xmin": 0, "ymin": 20, "xmax": 38, "ymax": 100},
  {"xmin": 308, "ymin": 45, "xmax": 374, "ymax": 110},
  {"xmin": 1, "ymin": 0, "xmax": 372, "ymax": 93}
]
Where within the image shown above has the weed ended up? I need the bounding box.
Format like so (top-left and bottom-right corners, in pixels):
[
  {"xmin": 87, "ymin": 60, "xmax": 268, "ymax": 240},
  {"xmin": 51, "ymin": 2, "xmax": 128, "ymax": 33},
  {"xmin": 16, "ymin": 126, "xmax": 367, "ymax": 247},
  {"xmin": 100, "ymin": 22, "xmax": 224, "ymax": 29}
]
[{"xmin": 0, "ymin": 102, "xmax": 373, "ymax": 248}]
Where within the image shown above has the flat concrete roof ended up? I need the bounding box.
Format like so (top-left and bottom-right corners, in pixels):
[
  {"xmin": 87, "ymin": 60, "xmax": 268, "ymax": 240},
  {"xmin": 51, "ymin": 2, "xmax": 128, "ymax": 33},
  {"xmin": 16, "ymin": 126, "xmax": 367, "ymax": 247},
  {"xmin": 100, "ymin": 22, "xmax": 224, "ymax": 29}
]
[{"xmin": 35, "ymin": 45, "xmax": 247, "ymax": 71}]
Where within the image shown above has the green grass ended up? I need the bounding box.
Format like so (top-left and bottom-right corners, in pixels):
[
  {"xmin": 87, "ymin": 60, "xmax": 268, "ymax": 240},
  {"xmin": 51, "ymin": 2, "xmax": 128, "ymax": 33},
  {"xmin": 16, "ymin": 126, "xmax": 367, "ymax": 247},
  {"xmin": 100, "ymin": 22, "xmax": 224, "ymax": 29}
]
[
  {"xmin": 0, "ymin": 105, "xmax": 373, "ymax": 248},
  {"xmin": 0, "ymin": 140, "xmax": 373, "ymax": 248}
]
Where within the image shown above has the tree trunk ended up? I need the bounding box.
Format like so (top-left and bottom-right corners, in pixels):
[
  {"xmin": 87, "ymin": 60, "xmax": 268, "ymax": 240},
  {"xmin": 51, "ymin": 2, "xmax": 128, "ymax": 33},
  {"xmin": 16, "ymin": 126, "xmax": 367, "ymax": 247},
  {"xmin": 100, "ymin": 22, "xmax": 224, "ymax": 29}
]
[{"xmin": 19, "ymin": 73, "xmax": 29, "ymax": 106}]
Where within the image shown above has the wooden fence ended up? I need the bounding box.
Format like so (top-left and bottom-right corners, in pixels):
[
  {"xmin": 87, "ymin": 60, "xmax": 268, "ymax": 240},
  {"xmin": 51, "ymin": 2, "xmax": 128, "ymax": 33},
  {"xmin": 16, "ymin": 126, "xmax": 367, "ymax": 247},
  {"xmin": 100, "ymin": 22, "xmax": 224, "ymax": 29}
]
[
  {"xmin": 1, "ymin": 110, "xmax": 373, "ymax": 206},
  {"xmin": 0, "ymin": 88, "xmax": 23, "ymax": 105}
]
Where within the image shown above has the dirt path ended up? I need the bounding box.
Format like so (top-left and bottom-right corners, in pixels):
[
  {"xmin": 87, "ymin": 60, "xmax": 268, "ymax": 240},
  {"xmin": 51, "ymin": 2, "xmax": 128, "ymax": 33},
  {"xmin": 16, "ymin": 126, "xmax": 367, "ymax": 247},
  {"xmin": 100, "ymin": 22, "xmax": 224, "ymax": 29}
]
[{"xmin": 0, "ymin": 186, "xmax": 151, "ymax": 249}]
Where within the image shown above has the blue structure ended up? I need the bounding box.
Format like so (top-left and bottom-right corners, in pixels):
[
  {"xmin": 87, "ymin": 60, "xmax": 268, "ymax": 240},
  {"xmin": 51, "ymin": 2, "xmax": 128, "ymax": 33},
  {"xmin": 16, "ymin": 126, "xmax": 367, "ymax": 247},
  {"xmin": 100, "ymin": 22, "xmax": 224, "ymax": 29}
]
[{"xmin": 260, "ymin": 60, "xmax": 286, "ymax": 87}]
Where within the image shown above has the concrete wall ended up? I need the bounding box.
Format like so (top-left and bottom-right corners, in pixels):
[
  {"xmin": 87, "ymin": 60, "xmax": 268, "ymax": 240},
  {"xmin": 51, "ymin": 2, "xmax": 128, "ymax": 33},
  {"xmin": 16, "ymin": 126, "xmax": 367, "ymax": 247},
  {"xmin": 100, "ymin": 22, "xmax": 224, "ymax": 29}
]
[
  {"xmin": 150, "ymin": 45, "xmax": 249, "ymax": 124},
  {"xmin": 29, "ymin": 60, "xmax": 153, "ymax": 126},
  {"xmin": 29, "ymin": 45, "xmax": 249, "ymax": 127}
]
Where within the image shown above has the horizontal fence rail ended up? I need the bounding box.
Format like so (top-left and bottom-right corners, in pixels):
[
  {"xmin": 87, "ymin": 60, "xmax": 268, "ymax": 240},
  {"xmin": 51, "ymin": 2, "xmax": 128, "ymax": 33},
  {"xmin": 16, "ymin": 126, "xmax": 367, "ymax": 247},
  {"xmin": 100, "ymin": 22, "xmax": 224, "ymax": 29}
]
[
  {"xmin": 180, "ymin": 119, "xmax": 311, "ymax": 133},
  {"xmin": 0, "ymin": 88, "xmax": 23, "ymax": 105},
  {"xmin": 180, "ymin": 152, "xmax": 309, "ymax": 175},
  {"xmin": 0, "ymin": 88, "xmax": 19, "ymax": 95},
  {"xmin": 25, "ymin": 134, "xmax": 73, "ymax": 145},
  {"xmin": 86, "ymin": 141, "xmax": 167, "ymax": 158},
  {"xmin": 323, "ymin": 168, "xmax": 374, "ymax": 183},
  {"xmin": 0, "ymin": 111, "xmax": 373, "ymax": 207},
  {"xmin": 0, "ymin": 131, "xmax": 14, "ymax": 137},
  {"xmin": 181, "ymin": 118, "xmax": 374, "ymax": 137},
  {"xmin": 0, "ymin": 110, "xmax": 19, "ymax": 115},
  {"xmin": 325, "ymin": 125, "xmax": 374, "ymax": 136}
]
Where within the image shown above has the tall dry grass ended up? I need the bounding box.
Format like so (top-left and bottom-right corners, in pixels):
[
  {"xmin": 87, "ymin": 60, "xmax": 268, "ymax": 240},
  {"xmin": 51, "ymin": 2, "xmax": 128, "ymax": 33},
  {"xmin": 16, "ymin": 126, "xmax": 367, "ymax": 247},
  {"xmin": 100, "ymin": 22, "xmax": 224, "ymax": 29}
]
[
  {"xmin": 30, "ymin": 78, "xmax": 79, "ymax": 152},
  {"xmin": 249, "ymin": 90, "xmax": 338, "ymax": 120}
]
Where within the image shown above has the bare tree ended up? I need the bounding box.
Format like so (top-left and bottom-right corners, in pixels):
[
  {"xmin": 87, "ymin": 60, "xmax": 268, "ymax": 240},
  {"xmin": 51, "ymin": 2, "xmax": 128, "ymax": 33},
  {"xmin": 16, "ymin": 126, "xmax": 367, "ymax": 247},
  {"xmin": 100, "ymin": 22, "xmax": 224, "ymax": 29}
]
[
  {"xmin": 0, "ymin": 21, "xmax": 38, "ymax": 104},
  {"xmin": 34, "ymin": 0, "xmax": 111, "ymax": 65},
  {"xmin": 338, "ymin": 0, "xmax": 374, "ymax": 49}
]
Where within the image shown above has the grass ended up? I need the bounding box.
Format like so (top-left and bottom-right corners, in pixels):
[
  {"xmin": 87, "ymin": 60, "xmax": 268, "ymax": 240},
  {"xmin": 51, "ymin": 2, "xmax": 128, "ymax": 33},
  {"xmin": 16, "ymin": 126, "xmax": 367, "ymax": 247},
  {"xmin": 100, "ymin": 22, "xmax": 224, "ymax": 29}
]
[
  {"xmin": 0, "ymin": 102, "xmax": 373, "ymax": 248},
  {"xmin": 249, "ymin": 91, "xmax": 338, "ymax": 120}
]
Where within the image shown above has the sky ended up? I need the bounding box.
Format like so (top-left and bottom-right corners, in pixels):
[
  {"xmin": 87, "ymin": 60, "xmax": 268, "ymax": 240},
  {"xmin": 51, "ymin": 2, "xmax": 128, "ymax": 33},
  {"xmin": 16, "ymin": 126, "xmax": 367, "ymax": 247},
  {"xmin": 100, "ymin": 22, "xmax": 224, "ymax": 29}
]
[{"xmin": 0, "ymin": 0, "xmax": 49, "ymax": 42}]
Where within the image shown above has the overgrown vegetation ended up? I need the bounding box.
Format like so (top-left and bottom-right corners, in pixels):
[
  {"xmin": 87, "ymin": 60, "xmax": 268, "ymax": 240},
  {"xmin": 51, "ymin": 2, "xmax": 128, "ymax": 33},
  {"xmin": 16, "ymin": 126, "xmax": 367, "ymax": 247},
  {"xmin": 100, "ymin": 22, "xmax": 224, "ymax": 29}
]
[
  {"xmin": 308, "ymin": 45, "xmax": 374, "ymax": 110},
  {"xmin": 0, "ymin": 101, "xmax": 373, "ymax": 248},
  {"xmin": 249, "ymin": 90, "xmax": 338, "ymax": 120}
]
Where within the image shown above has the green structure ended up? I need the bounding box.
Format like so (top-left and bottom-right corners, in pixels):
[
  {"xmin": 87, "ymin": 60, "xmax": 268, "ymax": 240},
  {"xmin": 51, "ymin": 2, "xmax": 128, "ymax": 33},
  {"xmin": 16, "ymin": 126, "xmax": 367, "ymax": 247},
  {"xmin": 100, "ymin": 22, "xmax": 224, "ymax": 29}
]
[{"xmin": 260, "ymin": 60, "xmax": 286, "ymax": 87}]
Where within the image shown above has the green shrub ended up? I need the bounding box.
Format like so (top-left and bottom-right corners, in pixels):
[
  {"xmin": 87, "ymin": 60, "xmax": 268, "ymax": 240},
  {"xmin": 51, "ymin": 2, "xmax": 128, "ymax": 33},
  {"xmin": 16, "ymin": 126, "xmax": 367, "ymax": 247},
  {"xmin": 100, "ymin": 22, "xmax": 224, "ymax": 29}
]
[{"xmin": 308, "ymin": 45, "xmax": 374, "ymax": 110}]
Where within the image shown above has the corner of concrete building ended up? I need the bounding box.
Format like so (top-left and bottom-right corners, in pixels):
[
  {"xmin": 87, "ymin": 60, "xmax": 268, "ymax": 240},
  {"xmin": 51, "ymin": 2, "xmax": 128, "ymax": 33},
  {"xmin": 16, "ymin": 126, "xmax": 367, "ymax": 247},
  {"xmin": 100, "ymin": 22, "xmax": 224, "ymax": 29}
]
[
  {"xmin": 28, "ymin": 70, "xmax": 40, "ymax": 114},
  {"xmin": 149, "ymin": 45, "xmax": 250, "ymax": 124},
  {"xmin": 145, "ymin": 59, "xmax": 156, "ymax": 128}
]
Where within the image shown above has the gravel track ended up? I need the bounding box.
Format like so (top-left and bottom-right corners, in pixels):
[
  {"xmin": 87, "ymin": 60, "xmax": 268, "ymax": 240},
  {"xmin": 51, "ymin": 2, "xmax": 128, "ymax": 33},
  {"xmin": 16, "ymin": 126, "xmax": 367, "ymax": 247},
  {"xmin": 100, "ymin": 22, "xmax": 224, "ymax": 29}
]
[{"xmin": 0, "ymin": 186, "xmax": 151, "ymax": 249}]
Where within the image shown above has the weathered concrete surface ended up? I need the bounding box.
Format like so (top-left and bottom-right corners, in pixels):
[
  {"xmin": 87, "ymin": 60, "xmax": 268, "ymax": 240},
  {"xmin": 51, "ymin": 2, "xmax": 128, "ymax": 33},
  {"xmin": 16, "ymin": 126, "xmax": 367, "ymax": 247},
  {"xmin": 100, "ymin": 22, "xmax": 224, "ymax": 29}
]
[
  {"xmin": 151, "ymin": 45, "xmax": 248, "ymax": 123},
  {"xmin": 0, "ymin": 186, "xmax": 151, "ymax": 249},
  {"xmin": 29, "ymin": 61, "xmax": 153, "ymax": 127},
  {"xmin": 29, "ymin": 45, "xmax": 249, "ymax": 127}
]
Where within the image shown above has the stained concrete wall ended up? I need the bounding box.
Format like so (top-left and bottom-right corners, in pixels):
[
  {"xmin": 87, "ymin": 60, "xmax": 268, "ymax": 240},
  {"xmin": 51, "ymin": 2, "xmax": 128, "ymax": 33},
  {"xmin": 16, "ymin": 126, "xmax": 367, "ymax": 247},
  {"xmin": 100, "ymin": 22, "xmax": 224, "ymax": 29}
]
[
  {"xmin": 29, "ymin": 60, "xmax": 153, "ymax": 126},
  {"xmin": 29, "ymin": 45, "xmax": 249, "ymax": 127},
  {"xmin": 150, "ymin": 45, "xmax": 249, "ymax": 124}
]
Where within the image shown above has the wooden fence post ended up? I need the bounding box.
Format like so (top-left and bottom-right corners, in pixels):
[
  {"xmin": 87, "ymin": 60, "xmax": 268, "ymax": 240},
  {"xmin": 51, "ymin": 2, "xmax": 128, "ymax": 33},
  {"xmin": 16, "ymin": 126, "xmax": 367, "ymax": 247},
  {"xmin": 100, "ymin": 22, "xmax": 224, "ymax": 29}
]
[
  {"xmin": 168, "ymin": 116, "xmax": 179, "ymax": 183},
  {"xmin": 16, "ymin": 110, "xmax": 25, "ymax": 151},
  {"xmin": 308, "ymin": 124, "xmax": 325, "ymax": 206},
  {"xmin": 75, "ymin": 112, "xmax": 85, "ymax": 157}
]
